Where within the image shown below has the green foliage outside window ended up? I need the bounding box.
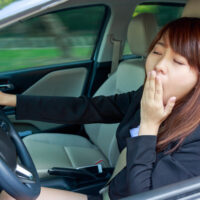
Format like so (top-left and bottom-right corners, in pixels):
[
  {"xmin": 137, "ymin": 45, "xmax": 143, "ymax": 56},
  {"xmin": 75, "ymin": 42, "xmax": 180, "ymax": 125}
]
[
  {"xmin": 0, "ymin": 0, "xmax": 16, "ymax": 9},
  {"xmin": 0, "ymin": 6, "xmax": 106, "ymax": 72}
]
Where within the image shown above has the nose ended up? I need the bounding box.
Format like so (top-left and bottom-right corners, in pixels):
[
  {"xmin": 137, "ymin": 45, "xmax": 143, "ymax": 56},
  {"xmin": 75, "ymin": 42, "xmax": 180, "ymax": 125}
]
[{"xmin": 154, "ymin": 56, "xmax": 168, "ymax": 75}]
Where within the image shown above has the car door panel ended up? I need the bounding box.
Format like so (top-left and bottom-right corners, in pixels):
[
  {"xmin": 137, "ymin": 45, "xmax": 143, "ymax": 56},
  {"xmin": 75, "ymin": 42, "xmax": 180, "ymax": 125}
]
[
  {"xmin": 23, "ymin": 67, "xmax": 87, "ymax": 97},
  {"xmin": 7, "ymin": 66, "xmax": 88, "ymax": 132}
]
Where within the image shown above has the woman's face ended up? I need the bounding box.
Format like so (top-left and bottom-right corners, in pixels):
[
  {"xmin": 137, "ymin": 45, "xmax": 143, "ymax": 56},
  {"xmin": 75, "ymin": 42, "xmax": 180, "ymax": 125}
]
[{"xmin": 145, "ymin": 36, "xmax": 198, "ymax": 106}]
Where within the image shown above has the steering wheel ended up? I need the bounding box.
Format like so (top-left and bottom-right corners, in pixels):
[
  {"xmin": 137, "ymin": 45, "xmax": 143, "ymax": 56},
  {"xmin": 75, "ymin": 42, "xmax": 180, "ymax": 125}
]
[{"xmin": 0, "ymin": 109, "xmax": 40, "ymax": 200}]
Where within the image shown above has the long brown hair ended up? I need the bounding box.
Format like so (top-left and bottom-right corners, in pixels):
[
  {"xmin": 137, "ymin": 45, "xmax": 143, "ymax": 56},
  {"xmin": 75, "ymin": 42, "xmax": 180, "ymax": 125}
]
[{"xmin": 148, "ymin": 17, "xmax": 200, "ymax": 154}]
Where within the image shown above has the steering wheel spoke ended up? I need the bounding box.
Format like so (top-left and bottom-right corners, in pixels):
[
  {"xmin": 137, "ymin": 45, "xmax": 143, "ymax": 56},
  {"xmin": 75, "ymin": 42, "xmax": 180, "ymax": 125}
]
[{"xmin": 15, "ymin": 164, "xmax": 36, "ymax": 184}]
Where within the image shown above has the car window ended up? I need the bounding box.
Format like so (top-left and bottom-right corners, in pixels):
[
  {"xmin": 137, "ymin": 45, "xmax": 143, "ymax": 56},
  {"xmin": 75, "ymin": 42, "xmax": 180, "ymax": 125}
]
[
  {"xmin": 123, "ymin": 3, "xmax": 184, "ymax": 56},
  {"xmin": 0, "ymin": 6, "xmax": 106, "ymax": 72}
]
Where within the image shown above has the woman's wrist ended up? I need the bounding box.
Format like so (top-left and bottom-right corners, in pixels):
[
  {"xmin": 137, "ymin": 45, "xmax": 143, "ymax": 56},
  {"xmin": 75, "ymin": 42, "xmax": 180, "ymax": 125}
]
[
  {"xmin": 0, "ymin": 92, "xmax": 17, "ymax": 107},
  {"xmin": 139, "ymin": 122, "xmax": 160, "ymax": 136}
]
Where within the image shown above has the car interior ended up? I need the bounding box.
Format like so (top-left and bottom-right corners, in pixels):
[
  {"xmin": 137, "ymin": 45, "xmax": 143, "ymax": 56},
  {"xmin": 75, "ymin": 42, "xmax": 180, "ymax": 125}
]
[
  {"xmin": 18, "ymin": 12, "xmax": 157, "ymax": 195},
  {"xmin": 1, "ymin": 0, "xmax": 200, "ymax": 199}
]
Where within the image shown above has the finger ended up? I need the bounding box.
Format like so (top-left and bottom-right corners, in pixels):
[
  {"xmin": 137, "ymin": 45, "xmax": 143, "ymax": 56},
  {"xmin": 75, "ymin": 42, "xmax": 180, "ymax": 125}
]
[
  {"xmin": 155, "ymin": 75, "xmax": 163, "ymax": 103},
  {"xmin": 164, "ymin": 96, "xmax": 176, "ymax": 116},
  {"xmin": 142, "ymin": 71, "xmax": 151, "ymax": 100},
  {"xmin": 144, "ymin": 71, "xmax": 151, "ymax": 89},
  {"xmin": 149, "ymin": 70, "xmax": 156, "ymax": 99}
]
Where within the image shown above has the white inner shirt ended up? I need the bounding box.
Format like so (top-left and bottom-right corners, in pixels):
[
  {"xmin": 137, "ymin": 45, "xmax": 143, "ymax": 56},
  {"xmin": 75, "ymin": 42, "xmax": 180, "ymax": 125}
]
[{"xmin": 130, "ymin": 125, "xmax": 140, "ymax": 138}]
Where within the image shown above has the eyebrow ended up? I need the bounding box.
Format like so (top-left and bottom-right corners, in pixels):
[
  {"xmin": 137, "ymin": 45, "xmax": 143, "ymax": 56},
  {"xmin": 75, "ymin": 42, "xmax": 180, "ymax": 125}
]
[{"xmin": 156, "ymin": 41, "xmax": 166, "ymax": 47}]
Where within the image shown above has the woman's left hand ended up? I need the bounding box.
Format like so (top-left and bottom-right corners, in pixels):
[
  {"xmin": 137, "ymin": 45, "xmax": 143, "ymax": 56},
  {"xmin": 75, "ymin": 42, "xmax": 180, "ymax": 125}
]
[{"xmin": 139, "ymin": 70, "xmax": 176, "ymax": 136}]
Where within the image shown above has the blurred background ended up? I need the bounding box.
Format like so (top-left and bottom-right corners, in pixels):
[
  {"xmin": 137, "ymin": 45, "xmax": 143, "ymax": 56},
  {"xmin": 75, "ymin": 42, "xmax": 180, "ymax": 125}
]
[{"xmin": 0, "ymin": 0, "xmax": 183, "ymax": 73}]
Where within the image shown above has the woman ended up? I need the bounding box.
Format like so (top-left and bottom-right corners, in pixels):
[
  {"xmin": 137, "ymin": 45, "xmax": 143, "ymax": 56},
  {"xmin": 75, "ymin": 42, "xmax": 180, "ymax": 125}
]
[{"xmin": 0, "ymin": 17, "xmax": 200, "ymax": 200}]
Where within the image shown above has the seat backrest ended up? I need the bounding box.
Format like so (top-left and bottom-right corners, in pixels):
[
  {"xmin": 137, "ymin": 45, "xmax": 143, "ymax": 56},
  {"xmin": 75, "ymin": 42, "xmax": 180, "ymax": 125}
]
[
  {"xmin": 182, "ymin": 0, "xmax": 200, "ymax": 18},
  {"xmin": 85, "ymin": 13, "xmax": 158, "ymax": 167}
]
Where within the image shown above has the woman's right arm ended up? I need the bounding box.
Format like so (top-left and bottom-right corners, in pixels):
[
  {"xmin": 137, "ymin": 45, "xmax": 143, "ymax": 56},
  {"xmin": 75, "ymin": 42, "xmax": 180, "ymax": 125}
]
[
  {"xmin": 15, "ymin": 93, "xmax": 133, "ymax": 124},
  {"xmin": 0, "ymin": 87, "xmax": 142, "ymax": 124}
]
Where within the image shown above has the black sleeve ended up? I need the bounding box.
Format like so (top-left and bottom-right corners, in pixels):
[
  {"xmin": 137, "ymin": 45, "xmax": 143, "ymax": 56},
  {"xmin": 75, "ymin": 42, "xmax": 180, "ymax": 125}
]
[
  {"xmin": 16, "ymin": 91, "xmax": 134, "ymax": 124},
  {"xmin": 109, "ymin": 134, "xmax": 200, "ymax": 199}
]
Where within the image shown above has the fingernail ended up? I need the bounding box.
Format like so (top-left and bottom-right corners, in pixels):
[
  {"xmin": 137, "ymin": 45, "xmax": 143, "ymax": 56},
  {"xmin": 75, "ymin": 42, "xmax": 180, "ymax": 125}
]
[{"xmin": 171, "ymin": 97, "xmax": 176, "ymax": 101}]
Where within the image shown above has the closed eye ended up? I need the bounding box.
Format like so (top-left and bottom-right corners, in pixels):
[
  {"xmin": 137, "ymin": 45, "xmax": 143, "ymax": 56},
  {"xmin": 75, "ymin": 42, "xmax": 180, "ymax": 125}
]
[
  {"xmin": 153, "ymin": 51, "xmax": 162, "ymax": 55},
  {"xmin": 174, "ymin": 59, "xmax": 184, "ymax": 65}
]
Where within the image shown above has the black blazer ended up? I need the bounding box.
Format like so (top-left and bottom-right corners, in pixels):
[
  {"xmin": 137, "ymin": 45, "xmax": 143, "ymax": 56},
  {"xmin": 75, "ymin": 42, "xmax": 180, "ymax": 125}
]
[{"xmin": 16, "ymin": 86, "xmax": 200, "ymax": 199}]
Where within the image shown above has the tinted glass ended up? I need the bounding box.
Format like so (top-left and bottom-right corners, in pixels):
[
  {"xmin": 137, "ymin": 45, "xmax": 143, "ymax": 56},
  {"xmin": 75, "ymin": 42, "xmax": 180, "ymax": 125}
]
[{"xmin": 0, "ymin": 6, "xmax": 106, "ymax": 72}]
